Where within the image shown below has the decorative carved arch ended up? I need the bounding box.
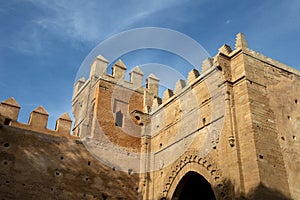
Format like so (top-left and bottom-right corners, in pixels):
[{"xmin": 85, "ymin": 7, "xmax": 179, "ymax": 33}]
[{"xmin": 160, "ymin": 150, "xmax": 230, "ymax": 200}]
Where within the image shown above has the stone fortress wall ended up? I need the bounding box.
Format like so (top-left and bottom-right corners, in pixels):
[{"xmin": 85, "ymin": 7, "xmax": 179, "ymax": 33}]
[
  {"xmin": 0, "ymin": 33, "xmax": 299, "ymax": 199},
  {"xmin": 0, "ymin": 99, "xmax": 139, "ymax": 199}
]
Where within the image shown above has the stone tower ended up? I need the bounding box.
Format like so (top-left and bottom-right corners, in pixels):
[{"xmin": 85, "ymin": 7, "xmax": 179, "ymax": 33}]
[{"xmin": 0, "ymin": 33, "xmax": 299, "ymax": 199}]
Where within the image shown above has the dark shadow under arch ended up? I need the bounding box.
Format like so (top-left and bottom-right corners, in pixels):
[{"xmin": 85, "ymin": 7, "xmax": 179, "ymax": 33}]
[{"xmin": 172, "ymin": 171, "xmax": 216, "ymax": 200}]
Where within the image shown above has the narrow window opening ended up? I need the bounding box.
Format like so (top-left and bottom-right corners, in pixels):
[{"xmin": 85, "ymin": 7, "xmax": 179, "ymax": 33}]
[
  {"xmin": 259, "ymin": 155, "xmax": 264, "ymax": 159},
  {"xmin": 115, "ymin": 111, "xmax": 123, "ymax": 127},
  {"xmin": 203, "ymin": 118, "xmax": 206, "ymax": 125},
  {"xmin": 4, "ymin": 118, "xmax": 11, "ymax": 125}
]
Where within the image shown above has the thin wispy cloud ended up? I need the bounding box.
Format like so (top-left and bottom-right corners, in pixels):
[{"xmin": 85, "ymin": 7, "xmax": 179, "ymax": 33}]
[
  {"xmin": 0, "ymin": 0, "xmax": 192, "ymax": 56},
  {"xmin": 26, "ymin": 0, "xmax": 189, "ymax": 43},
  {"xmin": 1, "ymin": 0, "xmax": 299, "ymax": 128}
]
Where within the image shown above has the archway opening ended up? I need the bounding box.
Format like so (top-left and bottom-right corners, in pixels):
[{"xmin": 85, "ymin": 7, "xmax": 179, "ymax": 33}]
[{"xmin": 172, "ymin": 171, "xmax": 216, "ymax": 200}]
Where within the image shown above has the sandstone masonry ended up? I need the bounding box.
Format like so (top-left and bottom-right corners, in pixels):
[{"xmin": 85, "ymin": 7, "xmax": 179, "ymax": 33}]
[{"xmin": 0, "ymin": 33, "xmax": 299, "ymax": 199}]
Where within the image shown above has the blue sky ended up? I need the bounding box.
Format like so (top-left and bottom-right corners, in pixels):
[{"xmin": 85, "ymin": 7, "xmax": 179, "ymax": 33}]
[{"xmin": 0, "ymin": 0, "xmax": 299, "ymax": 129}]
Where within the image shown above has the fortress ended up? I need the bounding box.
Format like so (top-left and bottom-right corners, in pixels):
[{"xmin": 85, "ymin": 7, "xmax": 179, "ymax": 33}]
[{"xmin": 0, "ymin": 33, "xmax": 299, "ymax": 199}]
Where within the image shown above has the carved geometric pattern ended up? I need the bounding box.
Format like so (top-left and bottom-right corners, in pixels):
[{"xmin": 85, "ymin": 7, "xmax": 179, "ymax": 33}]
[{"xmin": 160, "ymin": 149, "xmax": 230, "ymax": 200}]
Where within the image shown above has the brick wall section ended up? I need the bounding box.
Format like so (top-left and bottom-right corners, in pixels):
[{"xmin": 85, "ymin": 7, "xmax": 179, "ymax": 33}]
[{"xmin": 95, "ymin": 79, "xmax": 143, "ymax": 151}]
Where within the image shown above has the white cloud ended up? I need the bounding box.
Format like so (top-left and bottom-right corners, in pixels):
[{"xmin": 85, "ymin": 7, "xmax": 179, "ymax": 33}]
[
  {"xmin": 26, "ymin": 0, "xmax": 188, "ymax": 44},
  {"xmin": 3, "ymin": 0, "xmax": 207, "ymax": 55}
]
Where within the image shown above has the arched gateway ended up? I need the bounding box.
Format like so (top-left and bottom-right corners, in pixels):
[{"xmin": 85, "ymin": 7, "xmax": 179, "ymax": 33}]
[
  {"xmin": 159, "ymin": 152, "xmax": 229, "ymax": 200},
  {"xmin": 171, "ymin": 171, "xmax": 216, "ymax": 200}
]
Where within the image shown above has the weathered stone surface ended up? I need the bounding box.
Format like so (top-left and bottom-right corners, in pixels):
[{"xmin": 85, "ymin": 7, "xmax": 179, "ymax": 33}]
[
  {"xmin": 89, "ymin": 54, "xmax": 108, "ymax": 79},
  {"xmin": 187, "ymin": 68, "xmax": 200, "ymax": 84},
  {"xmin": 235, "ymin": 32, "xmax": 248, "ymax": 50},
  {"xmin": 0, "ymin": 126, "xmax": 139, "ymax": 199},
  {"xmin": 130, "ymin": 66, "xmax": 144, "ymax": 88},
  {"xmin": 0, "ymin": 33, "xmax": 299, "ymax": 200},
  {"xmin": 162, "ymin": 88, "xmax": 174, "ymax": 103},
  {"xmin": 173, "ymin": 79, "xmax": 186, "ymax": 94},
  {"xmin": 218, "ymin": 44, "xmax": 232, "ymax": 55},
  {"xmin": 0, "ymin": 97, "xmax": 21, "ymax": 121},
  {"xmin": 202, "ymin": 57, "xmax": 213, "ymax": 74}
]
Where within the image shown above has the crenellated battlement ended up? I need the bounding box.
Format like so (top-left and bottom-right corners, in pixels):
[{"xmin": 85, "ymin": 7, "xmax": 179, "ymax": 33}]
[
  {"xmin": 72, "ymin": 32, "xmax": 300, "ymax": 141},
  {"xmin": 74, "ymin": 58, "xmax": 159, "ymax": 96},
  {"xmin": 73, "ymin": 59, "xmax": 160, "ymax": 114},
  {"xmin": 0, "ymin": 97, "xmax": 77, "ymax": 138},
  {"xmin": 74, "ymin": 32, "xmax": 300, "ymax": 119},
  {"xmin": 1, "ymin": 32, "xmax": 300, "ymax": 199},
  {"xmin": 73, "ymin": 54, "xmax": 220, "ymax": 115}
]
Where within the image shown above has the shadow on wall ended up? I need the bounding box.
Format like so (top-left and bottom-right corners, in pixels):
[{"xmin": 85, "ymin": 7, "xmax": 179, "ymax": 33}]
[
  {"xmin": 240, "ymin": 183, "xmax": 292, "ymax": 200},
  {"xmin": 162, "ymin": 178, "xmax": 291, "ymax": 200},
  {"xmin": 0, "ymin": 124, "xmax": 139, "ymax": 200},
  {"xmin": 216, "ymin": 179, "xmax": 291, "ymax": 200},
  {"xmin": 0, "ymin": 118, "xmax": 292, "ymax": 200}
]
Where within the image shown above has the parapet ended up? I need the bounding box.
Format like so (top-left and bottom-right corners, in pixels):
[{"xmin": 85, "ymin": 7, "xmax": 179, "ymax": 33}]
[
  {"xmin": 74, "ymin": 77, "xmax": 86, "ymax": 96},
  {"xmin": 0, "ymin": 97, "xmax": 20, "ymax": 121},
  {"xmin": 74, "ymin": 55, "xmax": 160, "ymax": 96},
  {"xmin": 74, "ymin": 32, "xmax": 300, "ymax": 115},
  {"xmin": 0, "ymin": 97, "xmax": 77, "ymax": 138},
  {"xmin": 187, "ymin": 69, "xmax": 200, "ymax": 84},
  {"xmin": 162, "ymin": 89, "xmax": 174, "ymax": 103},
  {"xmin": 214, "ymin": 32, "xmax": 248, "ymax": 59},
  {"xmin": 213, "ymin": 32, "xmax": 300, "ymax": 77},
  {"xmin": 235, "ymin": 32, "xmax": 248, "ymax": 50},
  {"xmin": 73, "ymin": 56, "xmax": 161, "ymax": 112},
  {"xmin": 75, "ymin": 55, "xmax": 219, "ymax": 113},
  {"xmin": 174, "ymin": 80, "xmax": 186, "ymax": 95},
  {"xmin": 130, "ymin": 66, "xmax": 144, "ymax": 88}
]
